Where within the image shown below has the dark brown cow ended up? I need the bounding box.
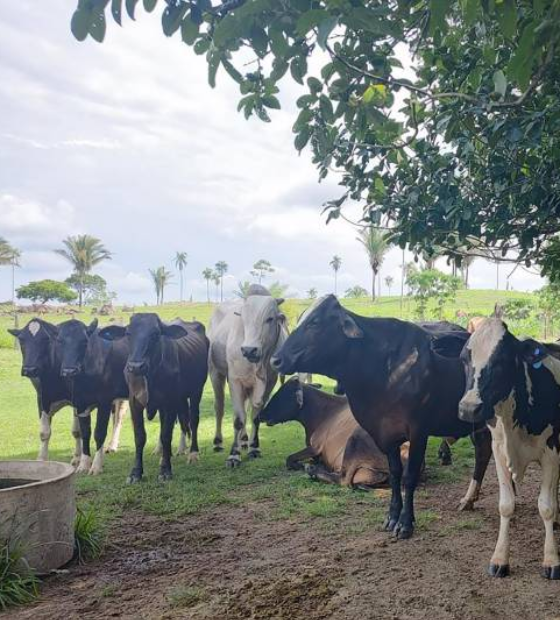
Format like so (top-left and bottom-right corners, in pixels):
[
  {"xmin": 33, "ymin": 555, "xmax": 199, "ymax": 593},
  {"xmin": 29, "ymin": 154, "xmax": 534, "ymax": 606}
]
[{"xmin": 260, "ymin": 378, "xmax": 411, "ymax": 488}]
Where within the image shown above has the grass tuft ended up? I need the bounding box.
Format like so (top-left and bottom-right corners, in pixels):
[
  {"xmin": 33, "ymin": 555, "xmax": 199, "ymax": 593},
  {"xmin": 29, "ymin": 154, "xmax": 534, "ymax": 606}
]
[
  {"xmin": 0, "ymin": 539, "xmax": 40, "ymax": 611},
  {"xmin": 167, "ymin": 585, "xmax": 209, "ymax": 609},
  {"xmin": 74, "ymin": 507, "xmax": 105, "ymax": 563}
]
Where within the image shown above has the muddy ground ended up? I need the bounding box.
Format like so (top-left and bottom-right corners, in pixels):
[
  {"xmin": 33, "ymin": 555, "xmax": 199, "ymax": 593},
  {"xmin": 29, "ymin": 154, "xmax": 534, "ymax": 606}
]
[{"xmin": 8, "ymin": 463, "xmax": 560, "ymax": 620}]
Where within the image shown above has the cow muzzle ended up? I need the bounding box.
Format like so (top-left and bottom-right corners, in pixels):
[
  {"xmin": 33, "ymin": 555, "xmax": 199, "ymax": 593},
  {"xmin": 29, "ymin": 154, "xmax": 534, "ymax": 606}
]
[
  {"xmin": 458, "ymin": 392, "xmax": 484, "ymax": 423},
  {"xmin": 241, "ymin": 346, "xmax": 261, "ymax": 363},
  {"xmin": 127, "ymin": 361, "xmax": 148, "ymax": 376},
  {"xmin": 22, "ymin": 366, "xmax": 39, "ymax": 378}
]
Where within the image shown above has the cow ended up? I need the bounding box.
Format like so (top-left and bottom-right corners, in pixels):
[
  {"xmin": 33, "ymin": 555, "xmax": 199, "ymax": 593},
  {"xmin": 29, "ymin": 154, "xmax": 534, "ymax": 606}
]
[
  {"xmin": 270, "ymin": 295, "xmax": 492, "ymax": 538},
  {"xmin": 99, "ymin": 314, "xmax": 208, "ymax": 483},
  {"xmin": 9, "ymin": 319, "xmax": 80, "ymax": 464},
  {"xmin": 458, "ymin": 319, "xmax": 560, "ymax": 580},
  {"xmin": 56, "ymin": 319, "xmax": 129, "ymax": 475},
  {"xmin": 259, "ymin": 377, "xmax": 416, "ymax": 488},
  {"xmin": 208, "ymin": 285, "xmax": 288, "ymax": 467}
]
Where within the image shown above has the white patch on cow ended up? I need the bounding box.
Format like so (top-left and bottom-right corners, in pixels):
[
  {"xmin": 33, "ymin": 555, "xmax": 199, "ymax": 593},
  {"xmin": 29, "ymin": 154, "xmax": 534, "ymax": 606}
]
[
  {"xmin": 71, "ymin": 410, "xmax": 82, "ymax": 466},
  {"xmin": 388, "ymin": 348, "xmax": 419, "ymax": 388},
  {"xmin": 37, "ymin": 411, "xmax": 51, "ymax": 461},
  {"xmin": 462, "ymin": 319, "xmax": 507, "ymax": 407},
  {"xmin": 29, "ymin": 321, "xmax": 41, "ymax": 337},
  {"xmin": 177, "ymin": 431, "xmax": 188, "ymax": 455},
  {"xmin": 105, "ymin": 399, "xmax": 127, "ymax": 453},
  {"xmin": 296, "ymin": 296, "xmax": 330, "ymax": 327},
  {"xmin": 89, "ymin": 448, "xmax": 104, "ymax": 475}
]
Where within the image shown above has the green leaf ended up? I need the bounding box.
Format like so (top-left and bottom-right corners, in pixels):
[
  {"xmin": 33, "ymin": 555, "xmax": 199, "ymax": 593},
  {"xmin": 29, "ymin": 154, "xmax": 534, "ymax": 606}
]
[
  {"xmin": 493, "ymin": 69, "xmax": 507, "ymax": 97},
  {"xmin": 111, "ymin": 0, "xmax": 122, "ymax": 26},
  {"xmin": 213, "ymin": 14, "xmax": 240, "ymax": 46},
  {"xmin": 319, "ymin": 95, "xmax": 334, "ymax": 123},
  {"xmin": 162, "ymin": 2, "xmax": 187, "ymax": 37},
  {"xmin": 507, "ymin": 20, "xmax": 536, "ymax": 90},
  {"xmin": 222, "ymin": 58, "xmax": 243, "ymax": 83},
  {"xmin": 71, "ymin": 8, "xmax": 92, "ymax": 41},
  {"xmin": 208, "ymin": 52, "xmax": 221, "ymax": 88},
  {"xmin": 296, "ymin": 9, "xmax": 329, "ymax": 36},
  {"xmin": 89, "ymin": 9, "xmax": 107, "ymax": 42},
  {"xmin": 181, "ymin": 15, "xmax": 199, "ymax": 45},
  {"xmin": 125, "ymin": 0, "xmax": 139, "ymax": 20},
  {"xmin": 194, "ymin": 37, "xmax": 210, "ymax": 55},
  {"xmin": 269, "ymin": 25, "xmax": 289, "ymax": 57},
  {"xmin": 307, "ymin": 77, "xmax": 322, "ymax": 94},
  {"xmin": 295, "ymin": 128, "xmax": 312, "ymax": 151},
  {"xmin": 143, "ymin": 0, "xmax": 157, "ymax": 12},
  {"xmin": 262, "ymin": 95, "xmax": 281, "ymax": 109},
  {"xmin": 249, "ymin": 25, "xmax": 268, "ymax": 57},
  {"xmin": 496, "ymin": 0, "xmax": 517, "ymax": 38},
  {"xmin": 290, "ymin": 55, "xmax": 307, "ymax": 85},
  {"xmin": 317, "ymin": 16, "xmax": 338, "ymax": 50}
]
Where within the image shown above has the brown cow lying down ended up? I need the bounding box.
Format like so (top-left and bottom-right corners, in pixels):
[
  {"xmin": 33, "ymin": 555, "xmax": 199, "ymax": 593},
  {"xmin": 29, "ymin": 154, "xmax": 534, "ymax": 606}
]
[{"xmin": 259, "ymin": 377, "xmax": 414, "ymax": 489}]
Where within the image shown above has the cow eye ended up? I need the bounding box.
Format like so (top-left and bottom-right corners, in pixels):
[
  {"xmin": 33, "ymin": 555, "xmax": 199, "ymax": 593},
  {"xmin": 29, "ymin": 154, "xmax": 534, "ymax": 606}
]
[{"xmin": 266, "ymin": 317, "xmax": 274, "ymax": 323}]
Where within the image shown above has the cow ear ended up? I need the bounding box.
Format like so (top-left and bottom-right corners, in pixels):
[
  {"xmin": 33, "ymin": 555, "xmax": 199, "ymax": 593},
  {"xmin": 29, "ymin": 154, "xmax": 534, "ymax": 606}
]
[
  {"xmin": 275, "ymin": 298, "xmax": 285, "ymax": 306},
  {"xmin": 8, "ymin": 328, "xmax": 21, "ymax": 338},
  {"xmin": 87, "ymin": 319, "xmax": 98, "ymax": 336},
  {"xmin": 340, "ymin": 312, "xmax": 363, "ymax": 339},
  {"xmin": 520, "ymin": 339, "xmax": 548, "ymax": 368},
  {"xmin": 98, "ymin": 325, "xmax": 126, "ymax": 341},
  {"xmin": 162, "ymin": 324, "xmax": 188, "ymax": 339}
]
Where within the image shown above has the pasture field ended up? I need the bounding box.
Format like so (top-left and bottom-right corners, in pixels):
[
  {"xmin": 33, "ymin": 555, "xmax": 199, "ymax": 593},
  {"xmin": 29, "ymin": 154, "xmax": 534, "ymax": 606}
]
[{"xmin": 1, "ymin": 291, "xmax": 557, "ymax": 619}]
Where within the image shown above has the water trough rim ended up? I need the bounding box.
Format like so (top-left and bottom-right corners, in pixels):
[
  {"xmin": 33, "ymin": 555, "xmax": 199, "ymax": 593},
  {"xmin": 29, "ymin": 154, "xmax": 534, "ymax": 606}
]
[{"xmin": 0, "ymin": 460, "xmax": 75, "ymax": 493}]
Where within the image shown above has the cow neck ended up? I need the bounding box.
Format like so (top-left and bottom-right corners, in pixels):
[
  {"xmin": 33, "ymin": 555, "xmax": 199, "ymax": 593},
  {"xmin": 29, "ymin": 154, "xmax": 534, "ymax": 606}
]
[
  {"xmin": 298, "ymin": 387, "xmax": 346, "ymax": 438},
  {"xmin": 508, "ymin": 353, "xmax": 560, "ymax": 447}
]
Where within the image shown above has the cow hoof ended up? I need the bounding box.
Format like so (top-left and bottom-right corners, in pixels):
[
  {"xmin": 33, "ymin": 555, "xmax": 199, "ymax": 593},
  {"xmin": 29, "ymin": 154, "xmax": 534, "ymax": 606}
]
[
  {"xmin": 542, "ymin": 565, "xmax": 560, "ymax": 580},
  {"xmin": 248, "ymin": 450, "xmax": 261, "ymax": 460},
  {"xmin": 88, "ymin": 466, "xmax": 102, "ymax": 476},
  {"xmin": 395, "ymin": 523, "xmax": 414, "ymax": 540},
  {"xmin": 458, "ymin": 498, "xmax": 475, "ymax": 512},
  {"xmin": 104, "ymin": 445, "xmax": 118, "ymax": 454},
  {"xmin": 226, "ymin": 456, "xmax": 241, "ymax": 469},
  {"xmin": 158, "ymin": 471, "xmax": 173, "ymax": 482},
  {"xmin": 488, "ymin": 563, "xmax": 510, "ymax": 578},
  {"xmin": 187, "ymin": 452, "xmax": 199, "ymax": 464},
  {"xmin": 176, "ymin": 447, "xmax": 187, "ymax": 456},
  {"xmin": 305, "ymin": 464, "xmax": 318, "ymax": 479},
  {"xmin": 127, "ymin": 473, "xmax": 143, "ymax": 484},
  {"xmin": 383, "ymin": 517, "xmax": 398, "ymax": 532},
  {"xmin": 70, "ymin": 455, "xmax": 81, "ymax": 467}
]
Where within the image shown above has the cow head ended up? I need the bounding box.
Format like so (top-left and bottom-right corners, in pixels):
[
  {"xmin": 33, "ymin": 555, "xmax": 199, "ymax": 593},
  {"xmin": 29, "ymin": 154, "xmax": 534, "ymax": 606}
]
[
  {"xmin": 9, "ymin": 319, "xmax": 58, "ymax": 378},
  {"xmin": 458, "ymin": 318, "xmax": 544, "ymax": 424},
  {"xmin": 271, "ymin": 295, "xmax": 362, "ymax": 377},
  {"xmin": 58, "ymin": 319, "xmax": 98, "ymax": 378},
  {"xmin": 258, "ymin": 377, "xmax": 304, "ymax": 426},
  {"xmin": 239, "ymin": 295, "xmax": 286, "ymax": 364},
  {"xmin": 98, "ymin": 313, "xmax": 187, "ymax": 376}
]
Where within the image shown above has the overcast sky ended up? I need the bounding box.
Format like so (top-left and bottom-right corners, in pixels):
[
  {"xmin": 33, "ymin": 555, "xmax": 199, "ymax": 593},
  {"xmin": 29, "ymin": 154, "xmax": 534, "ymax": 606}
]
[{"xmin": 0, "ymin": 1, "xmax": 543, "ymax": 305}]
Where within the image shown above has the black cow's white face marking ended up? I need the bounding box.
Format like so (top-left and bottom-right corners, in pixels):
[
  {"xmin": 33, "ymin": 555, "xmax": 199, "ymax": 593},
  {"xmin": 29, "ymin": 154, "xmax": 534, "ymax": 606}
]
[{"xmin": 29, "ymin": 321, "xmax": 41, "ymax": 337}]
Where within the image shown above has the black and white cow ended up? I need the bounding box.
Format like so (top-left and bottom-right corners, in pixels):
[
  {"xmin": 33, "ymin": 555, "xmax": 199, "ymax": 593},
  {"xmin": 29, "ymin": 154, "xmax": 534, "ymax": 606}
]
[
  {"xmin": 271, "ymin": 295, "xmax": 492, "ymax": 539},
  {"xmin": 459, "ymin": 318, "xmax": 560, "ymax": 579},
  {"xmin": 9, "ymin": 319, "xmax": 80, "ymax": 463},
  {"xmin": 100, "ymin": 314, "xmax": 209, "ymax": 483},
  {"xmin": 56, "ymin": 319, "xmax": 129, "ymax": 475}
]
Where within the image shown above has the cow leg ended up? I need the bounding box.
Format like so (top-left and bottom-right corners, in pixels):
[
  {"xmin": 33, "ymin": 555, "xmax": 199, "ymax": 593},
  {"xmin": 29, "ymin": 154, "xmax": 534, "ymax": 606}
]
[
  {"xmin": 37, "ymin": 411, "xmax": 52, "ymax": 461},
  {"xmin": 395, "ymin": 434, "xmax": 428, "ymax": 539},
  {"xmin": 539, "ymin": 450, "xmax": 560, "ymax": 579},
  {"xmin": 158, "ymin": 410, "xmax": 175, "ymax": 482},
  {"xmin": 437, "ymin": 438, "xmax": 454, "ymax": 466},
  {"xmin": 248, "ymin": 405, "xmax": 261, "ymax": 459},
  {"xmin": 106, "ymin": 400, "xmax": 127, "ymax": 453},
  {"xmin": 128, "ymin": 401, "xmax": 146, "ymax": 484},
  {"xmin": 90, "ymin": 404, "xmax": 112, "ymax": 476},
  {"xmin": 488, "ymin": 440, "xmax": 515, "ymax": 577},
  {"xmin": 76, "ymin": 414, "xmax": 93, "ymax": 474},
  {"xmin": 226, "ymin": 381, "xmax": 246, "ymax": 468},
  {"xmin": 384, "ymin": 445, "xmax": 404, "ymax": 533},
  {"xmin": 459, "ymin": 427, "xmax": 492, "ymax": 511},
  {"xmin": 211, "ymin": 371, "xmax": 226, "ymax": 452},
  {"xmin": 188, "ymin": 395, "xmax": 201, "ymax": 464},
  {"xmin": 177, "ymin": 404, "xmax": 190, "ymax": 456},
  {"xmin": 286, "ymin": 446, "xmax": 319, "ymax": 470},
  {"xmin": 70, "ymin": 408, "xmax": 82, "ymax": 466},
  {"xmin": 152, "ymin": 410, "xmax": 164, "ymax": 456},
  {"xmin": 306, "ymin": 463, "xmax": 342, "ymax": 485}
]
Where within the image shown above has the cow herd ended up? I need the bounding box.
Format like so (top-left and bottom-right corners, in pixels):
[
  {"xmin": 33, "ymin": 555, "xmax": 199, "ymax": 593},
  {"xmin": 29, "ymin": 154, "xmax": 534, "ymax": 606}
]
[{"xmin": 8, "ymin": 286, "xmax": 560, "ymax": 580}]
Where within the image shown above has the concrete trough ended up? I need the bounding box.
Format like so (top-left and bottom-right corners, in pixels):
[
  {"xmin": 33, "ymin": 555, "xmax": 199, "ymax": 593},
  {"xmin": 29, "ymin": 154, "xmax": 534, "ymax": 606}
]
[{"xmin": 0, "ymin": 460, "xmax": 76, "ymax": 573}]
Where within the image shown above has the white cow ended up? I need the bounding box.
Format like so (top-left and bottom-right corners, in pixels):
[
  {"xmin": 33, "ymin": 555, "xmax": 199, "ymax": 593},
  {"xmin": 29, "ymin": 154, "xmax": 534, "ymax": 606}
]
[
  {"xmin": 459, "ymin": 318, "xmax": 560, "ymax": 580},
  {"xmin": 208, "ymin": 286, "xmax": 288, "ymax": 467}
]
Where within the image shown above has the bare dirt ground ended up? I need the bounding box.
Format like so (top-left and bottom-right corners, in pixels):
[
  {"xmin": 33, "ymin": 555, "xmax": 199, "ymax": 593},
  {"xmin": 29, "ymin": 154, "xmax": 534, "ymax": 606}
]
[{"xmin": 8, "ymin": 463, "xmax": 560, "ymax": 620}]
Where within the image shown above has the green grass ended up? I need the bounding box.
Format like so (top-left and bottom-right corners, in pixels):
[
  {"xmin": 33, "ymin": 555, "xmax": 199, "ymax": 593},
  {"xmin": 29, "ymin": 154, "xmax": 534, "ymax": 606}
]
[
  {"xmin": 167, "ymin": 585, "xmax": 209, "ymax": 609},
  {"xmin": 0, "ymin": 539, "xmax": 40, "ymax": 611},
  {"xmin": 74, "ymin": 508, "xmax": 105, "ymax": 563},
  {"xmin": 0, "ymin": 291, "xmax": 520, "ymax": 547}
]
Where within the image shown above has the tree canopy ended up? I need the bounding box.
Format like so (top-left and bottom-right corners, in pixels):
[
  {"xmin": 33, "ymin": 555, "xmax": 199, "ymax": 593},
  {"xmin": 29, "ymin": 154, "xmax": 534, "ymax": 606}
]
[
  {"xmin": 17, "ymin": 280, "xmax": 77, "ymax": 305},
  {"xmin": 71, "ymin": 0, "xmax": 560, "ymax": 275}
]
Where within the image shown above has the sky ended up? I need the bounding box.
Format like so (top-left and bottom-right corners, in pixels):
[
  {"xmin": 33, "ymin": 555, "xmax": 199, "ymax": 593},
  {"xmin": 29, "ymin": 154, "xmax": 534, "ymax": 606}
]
[{"xmin": 0, "ymin": 1, "xmax": 543, "ymax": 305}]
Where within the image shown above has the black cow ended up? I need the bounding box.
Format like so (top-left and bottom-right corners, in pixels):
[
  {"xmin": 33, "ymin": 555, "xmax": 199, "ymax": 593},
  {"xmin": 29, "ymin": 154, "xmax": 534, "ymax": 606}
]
[
  {"xmin": 9, "ymin": 319, "xmax": 79, "ymax": 463},
  {"xmin": 99, "ymin": 314, "xmax": 209, "ymax": 483},
  {"xmin": 56, "ymin": 318, "xmax": 130, "ymax": 475},
  {"xmin": 271, "ymin": 295, "xmax": 492, "ymax": 539},
  {"xmin": 459, "ymin": 319, "xmax": 560, "ymax": 579}
]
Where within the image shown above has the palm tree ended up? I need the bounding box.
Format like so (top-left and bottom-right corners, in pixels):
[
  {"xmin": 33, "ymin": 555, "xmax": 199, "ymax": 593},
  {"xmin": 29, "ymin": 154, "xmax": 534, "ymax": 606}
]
[
  {"xmin": 307, "ymin": 287, "xmax": 318, "ymax": 300},
  {"xmin": 460, "ymin": 252, "xmax": 477, "ymax": 288},
  {"xmin": 357, "ymin": 227, "xmax": 390, "ymax": 301},
  {"xmin": 54, "ymin": 235, "xmax": 112, "ymax": 307},
  {"xmin": 0, "ymin": 238, "xmax": 21, "ymax": 308},
  {"xmin": 212, "ymin": 272, "xmax": 221, "ymax": 302},
  {"xmin": 214, "ymin": 261, "xmax": 228, "ymax": 302},
  {"xmin": 149, "ymin": 266, "xmax": 173, "ymax": 305},
  {"xmin": 202, "ymin": 268, "xmax": 214, "ymax": 303},
  {"xmin": 250, "ymin": 259, "xmax": 274, "ymax": 284},
  {"xmin": 330, "ymin": 255, "xmax": 342, "ymax": 295},
  {"xmin": 175, "ymin": 251, "xmax": 188, "ymax": 302},
  {"xmin": 385, "ymin": 275, "xmax": 394, "ymax": 296}
]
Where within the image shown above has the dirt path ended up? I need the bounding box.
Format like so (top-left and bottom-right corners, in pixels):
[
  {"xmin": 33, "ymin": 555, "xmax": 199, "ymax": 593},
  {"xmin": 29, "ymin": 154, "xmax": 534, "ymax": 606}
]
[{"xmin": 8, "ymin": 464, "xmax": 560, "ymax": 620}]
